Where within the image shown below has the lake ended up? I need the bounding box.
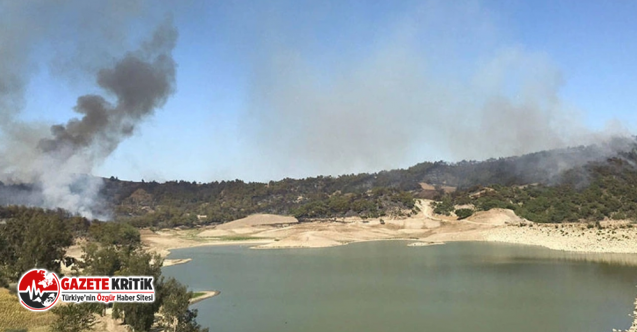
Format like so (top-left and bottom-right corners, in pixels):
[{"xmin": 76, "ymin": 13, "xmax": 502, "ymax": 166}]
[{"xmin": 162, "ymin": 241, "xmax": 637, "ymax": 332}]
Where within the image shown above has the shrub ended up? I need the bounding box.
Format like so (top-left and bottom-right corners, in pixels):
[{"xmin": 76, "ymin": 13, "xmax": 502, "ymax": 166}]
[
  {"xmin": 432, "ymin": 199, "xmax": 454, "ymax": 216},
  {"xmin": 50, "ymin": 303, "xmax": 97, "ymax": 332},
  {"xmin": 454, "ymin": 208, "xmax": 474, "ymax": 220}
]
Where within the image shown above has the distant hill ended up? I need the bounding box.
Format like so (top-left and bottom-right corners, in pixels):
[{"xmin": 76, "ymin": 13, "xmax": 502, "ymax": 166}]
[
  {"xmin": 1, "ymin": 138, "xmax": 635, "ymax": 226},
  {"xmin": 436, "ymin": 147, "xmax": 637, "ymax": 223}
]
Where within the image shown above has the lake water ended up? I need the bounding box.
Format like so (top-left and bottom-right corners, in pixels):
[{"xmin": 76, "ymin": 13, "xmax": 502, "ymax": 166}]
[{"xmin": 163, "ymin": 242, "xmax": 637, "ymax": 332}]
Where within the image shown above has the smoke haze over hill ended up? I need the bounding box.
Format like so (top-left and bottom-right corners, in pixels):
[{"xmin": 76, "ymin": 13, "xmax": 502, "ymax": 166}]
[
  {"xmin": 0, "ymin": 1, "xmax": 634, "ymax": 218},
  {"xmin": 241, "ymin": 1, "xmax": 630, "ymax": 179},
  {"xmin": 0, "ymin": 1, "xmax": 177, "ymax": 218}
]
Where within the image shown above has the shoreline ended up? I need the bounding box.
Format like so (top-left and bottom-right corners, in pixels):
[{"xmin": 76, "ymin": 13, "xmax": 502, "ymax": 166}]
[
  {"xmin": 149, "ymin": 216, "xmax": 637, "ymax": 332},
  {"xmin": 160, "ymin": 236, "xmax": 637, "ymax": 260},
  {"xmin": 140, "ymin": 204, "xmax": 637, "ymax": 332},
  {"xmin": 163, "ymin": 258, "xmax": 192, "ymax": 267},
  {"xmin": 149, "ymin": 224, "xmax": 637, "ymax": 260},
  {"xmin": 155, "ymin": 240, "xmax": 273, "ymax": 258},
  {"xmin": 619, "ymin": 296, "xmax": 637, "ymax": 332},
  {"xmin": 189, "ymin": 290, "xmax": 220, "ymax": 305},
  {"xmin": 156, "ymin": 229, "xmax": 637, "ymax": 332},
  {"xmin": 482, "ymin": 222, "xmax": 637, "ymax": 255},
  {"xmin": 143, "ymin": 201, "xmax": 637, "ymax": 258},
  {"xmin": 251, "ymin": 237, "xmax": 429, "ymax": 250},
  {"xmin": 407, "ymin": 241, "xmax": 445, "ymax": 247}
]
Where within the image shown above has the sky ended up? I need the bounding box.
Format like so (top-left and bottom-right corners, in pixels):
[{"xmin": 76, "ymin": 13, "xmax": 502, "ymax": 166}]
[{"xmin": 7, "ymin": 0, "xmax": 637, "ymax": 183}]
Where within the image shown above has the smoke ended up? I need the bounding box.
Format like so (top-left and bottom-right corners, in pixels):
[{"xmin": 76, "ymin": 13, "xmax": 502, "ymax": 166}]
[
  {"xmin": 0, "ymin": 1, "xmax": 632, "ymax": 216},
  {"xmin": 0, "ymin": 1, "xmax": 177, "ymax": 219},
  {"xmin": 241, "ymin": 1, "xmax": 630, "ymax": 180},
  {"xmin": 38, "ymin": 24, "xmax": 177, "ymax": 160}
]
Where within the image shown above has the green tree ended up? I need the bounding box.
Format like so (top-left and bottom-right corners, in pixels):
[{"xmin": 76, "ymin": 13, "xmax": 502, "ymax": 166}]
[
  {"xmin": 159, "ymin": 278, "xmax": 208, "ymax": 332},
  {"xmin": 0, "ymin": 208, "xmax": 73, "ymax": 281},
  {"xmin": 454, "ymin": 208, "xmax": 474, "ymax": 220},
  {"xmin": 432, "ymin": 197, "xmax": 454, "ymax": 216},
  {"xmin": 89, "ymin": 222, "xmax": 140, "ymax": 248},
  {"xmin": 111, "ymin": 249, "xmax": 163, "ymax": 331},
  {"xmin": 78, "ymin": 244, "xmax": 123, "ymax": 276},
  {"xmin": 50, "ymin": 303, "xmax": 97, "ymax": 332}
]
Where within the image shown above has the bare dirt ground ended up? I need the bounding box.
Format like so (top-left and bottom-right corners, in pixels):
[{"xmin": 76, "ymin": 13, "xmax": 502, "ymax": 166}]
[
  {"xmin": 140, "ymin": 228, "xmax": 272, "ymax": 260},
  {"xmin": 129, "ymin": 201, "xmax": 637, "ymax": 332},
  {"xmin": 62, "ymin": 201, "xmax": 637, "ymax": 332},
  {"xmin": 141, "ymin": 200, "xmax": 637, "ymax": 257},
  {"xmin": 93, "ymin": 309, "xmax": 129, "ymax": 332},
  {"xmin": 485, "ymin": 220, "xmax": 637, "ymax": 253},
  {"xmin": 190, "ymin": 291, "xmax": 220, "ymax": 304},
  {"xmin": 213, "ymin": 214, "xmax": 298, "ymax": 230}
]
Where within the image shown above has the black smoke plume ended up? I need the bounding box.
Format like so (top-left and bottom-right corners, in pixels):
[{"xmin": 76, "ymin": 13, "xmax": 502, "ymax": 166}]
[{"xmin": 0, "ymin": 14, "xmax": 177, "ymax": 219}]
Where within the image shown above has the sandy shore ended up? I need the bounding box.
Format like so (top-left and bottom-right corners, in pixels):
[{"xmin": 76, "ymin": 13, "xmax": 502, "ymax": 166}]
[
  {"xmin": 140, "ymin": 228, "xmax": 273, "ymax": 261},
  {"xmin": 407, "ymin": 241, "xmax": 444, "ymax": 247},
  {"xmin": 189, "ymin": 290, "xmax": 220, "ymax": 305},
  {"xmin": 483, "ymin": 221, "xmax": 637, "ymax": 254},
  {"xmin": 142, "ymin": 201, "xmax": 637, "ymax": 257},
  {"xmin": 139, "ymin": 204, "xmax": 637, "ymax": 332},
  {"xmin": 142, "ymin": 201, "xmax": 448, "ymax": 254},
  {"xmin": 163, "ymin": 258, "xmax": 192, "ymax": 267}
]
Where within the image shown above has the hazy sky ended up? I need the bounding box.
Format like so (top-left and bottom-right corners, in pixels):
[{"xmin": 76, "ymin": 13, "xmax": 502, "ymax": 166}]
[{"xmin": 8, "ymin": 0, "xmax": 637, "ymax": 182}]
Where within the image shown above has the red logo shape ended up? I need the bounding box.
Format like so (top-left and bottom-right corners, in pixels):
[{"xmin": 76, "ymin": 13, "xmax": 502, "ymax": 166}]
[{"xmin": 17, "ymin": 269, "xmax": 60, "ymax": 311}]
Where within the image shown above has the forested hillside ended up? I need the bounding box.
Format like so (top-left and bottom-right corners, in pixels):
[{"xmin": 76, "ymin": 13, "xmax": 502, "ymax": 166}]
[
  {"xmin": 0, "ymin": 140, "xmax": 635, "ymax": 227},
  {"xmin": 99, "ymin": 141, "xmax": 635, "ymax": 227},
  {"xmin": 101, "ymin": 178, "xmax": 418, "ymax": 227},
  {"xmin": 437, "ymin": 148, "xmax": 637, "ymax": 223}
]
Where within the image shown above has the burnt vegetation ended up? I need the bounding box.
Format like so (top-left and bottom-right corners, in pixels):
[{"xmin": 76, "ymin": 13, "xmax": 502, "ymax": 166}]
[
  {"xmin": 99, "ymin": 174, "xmax": 421, "ymax": 227},
  {"xmin": 86, "ymin": 142, "xmax": 637, "ymax": 227},
  {"xmin": 3, "ymin": 143, "xmax": 637, "ymax": 331},
  {"xmin": 2, "ymin": 142, "xmax": 637, "ymax": 229},
  {"xmin": 440, "ymin": 149, "xmax": 637, "ymax": 223}
]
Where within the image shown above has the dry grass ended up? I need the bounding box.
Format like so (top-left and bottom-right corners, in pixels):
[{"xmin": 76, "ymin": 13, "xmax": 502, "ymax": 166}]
[
  {"xmin": 190, "ymin": 292, "xmax": 206, "ymax": 299},
  {"xmin": 0, "ymin": 288, "xmax": 56, "ymax": 332}
]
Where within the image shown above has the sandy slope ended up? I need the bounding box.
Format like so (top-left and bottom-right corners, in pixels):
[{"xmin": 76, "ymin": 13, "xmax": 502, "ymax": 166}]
[
  {"xmin": 254, "ymin": 223, "xmax": 399, "ymax": 249},
  {"xmin": 214, "ymin": 214, "xmax": 298, "ymax": 230},
  {"xmin": 190, "ymin": 290, "xmax": 220, "ymax": 304},
  {"xmin": 140, "ymin": 199, "xmax": 637, "ymax": 257},
  {"xmin": 142, "ymin": 200, "xmax": 506, "ymax": 253},
  {"xmin": 140, "ymin": 229, "xmax": 273, "ymax": 260},
  {"xmin": 485, "ymin": 221, "xmax": 637, "ymax": 253},
  {"xmin": 468, "ymin": 208, "xmax": 522, "ymax": 225},
  {"xmin": 134, "ymin": 202, "xmax": 637, "ymax": 332},
  {"xmin": 163, "ymin": 258, "xmax": 192, "ymax": 267}
]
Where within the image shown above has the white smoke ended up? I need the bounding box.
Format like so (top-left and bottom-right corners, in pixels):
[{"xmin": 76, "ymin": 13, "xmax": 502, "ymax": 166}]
[
  {"xmin": 239, "ymin": 1, "xmax": 629, "ymax": 180},
  {"xmin": 0, "ymin": 2, "xmax": 177, "ymax": 219}
]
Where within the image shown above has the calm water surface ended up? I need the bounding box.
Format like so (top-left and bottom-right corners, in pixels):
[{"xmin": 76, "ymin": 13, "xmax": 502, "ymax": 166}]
[{"xmin": 163, "ymin": 242, "xmax": 637, "ymax": 332}]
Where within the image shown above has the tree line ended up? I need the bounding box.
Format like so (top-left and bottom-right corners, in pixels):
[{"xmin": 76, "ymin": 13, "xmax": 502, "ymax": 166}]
[
  {"xmin": 437, "ymin": 150, "xmax": 637, "ymax": 223},
  {"xmin": 2, "ymin": 141, "xmax": 633, "ymax": 229},
  {"xmin": 0, "ymin": 206, "xmax": 208, "ymax": 332}
]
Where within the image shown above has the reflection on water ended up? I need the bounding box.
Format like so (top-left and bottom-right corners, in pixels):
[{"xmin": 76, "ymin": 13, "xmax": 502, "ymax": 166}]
[
  {"xmin": 163, "ymin": 241, "xmax": 637, "ymax": 332},
  {"xmin": 474, "ymin": 244, "xmax": 637, "ymax": 266}
]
